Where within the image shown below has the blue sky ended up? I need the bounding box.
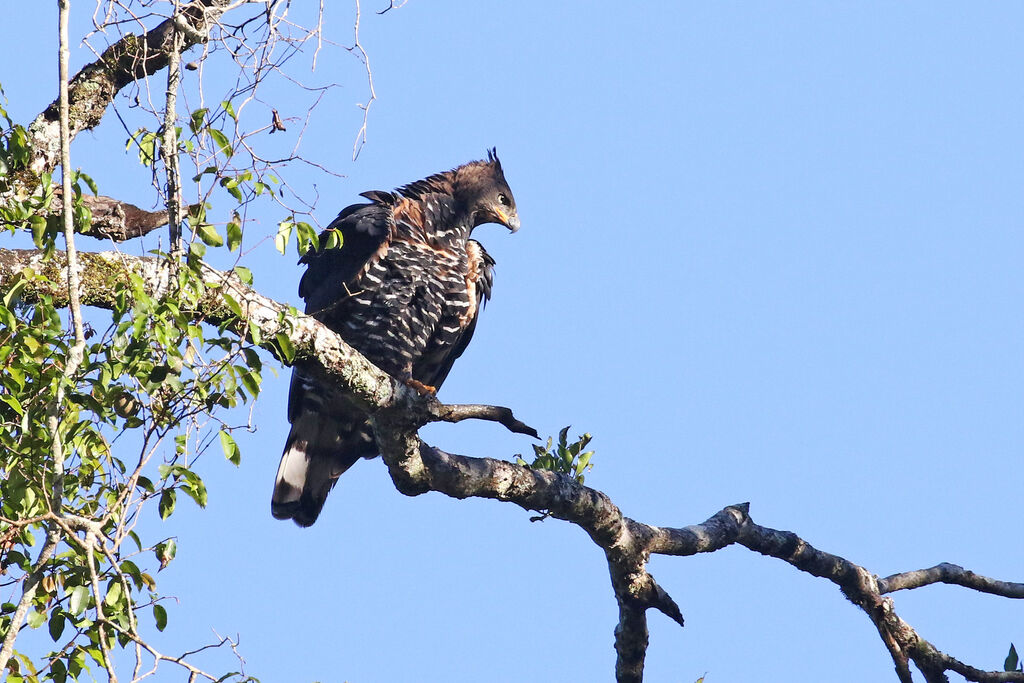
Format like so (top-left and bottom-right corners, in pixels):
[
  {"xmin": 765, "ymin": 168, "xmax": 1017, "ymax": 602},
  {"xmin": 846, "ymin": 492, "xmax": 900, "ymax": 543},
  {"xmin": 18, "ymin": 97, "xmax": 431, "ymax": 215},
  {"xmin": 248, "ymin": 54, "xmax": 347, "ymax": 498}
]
[{"xmin": 3, "ymin": 2, "xmax": 1023, "ymax": 681}]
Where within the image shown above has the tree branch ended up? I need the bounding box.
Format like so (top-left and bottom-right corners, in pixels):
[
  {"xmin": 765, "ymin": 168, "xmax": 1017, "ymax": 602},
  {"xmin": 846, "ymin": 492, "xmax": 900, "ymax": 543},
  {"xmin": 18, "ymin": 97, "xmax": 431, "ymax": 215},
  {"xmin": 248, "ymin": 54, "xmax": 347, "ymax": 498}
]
[
  {"xmin": 76, "ymin": 194, "xmax": 197, "ymax": 241},
  {"xmin": 0, "ymin": 245, "xmax": 1021, "ymax": 683},
  {"xmin": 0, "ymin": 246, "xmax": 397, "ymax": 411},
  {"xmin": 429, "ymin": 402, "xmax": 539, "ymax": 438},
  {"xmin": 879, "ymin": 563, "xmax": 1024, "ymax": 599},
  {"xmin": 1, "ymin": 193, "xmax": 193, "ymax": 242},
  {"xmin": 162, "ymin": 0, "xmax": 184, "ymax": 257}
]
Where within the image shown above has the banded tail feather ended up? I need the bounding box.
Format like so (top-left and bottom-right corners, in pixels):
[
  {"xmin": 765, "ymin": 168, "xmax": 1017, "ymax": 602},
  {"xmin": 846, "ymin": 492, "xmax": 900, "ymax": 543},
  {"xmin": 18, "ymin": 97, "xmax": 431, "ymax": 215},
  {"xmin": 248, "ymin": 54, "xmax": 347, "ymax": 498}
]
[{"xmin": 271, "ymin": 408, "xmax": 375, "ymax": 527}]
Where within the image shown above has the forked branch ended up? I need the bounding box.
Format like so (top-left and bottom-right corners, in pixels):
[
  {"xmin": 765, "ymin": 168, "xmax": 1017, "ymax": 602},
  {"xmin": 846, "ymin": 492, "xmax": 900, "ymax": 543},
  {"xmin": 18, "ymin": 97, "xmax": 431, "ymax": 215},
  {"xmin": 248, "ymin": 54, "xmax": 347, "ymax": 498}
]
[{"xmin": 0, "ymin": 247, "xmax": 1021, "ymax": 683}]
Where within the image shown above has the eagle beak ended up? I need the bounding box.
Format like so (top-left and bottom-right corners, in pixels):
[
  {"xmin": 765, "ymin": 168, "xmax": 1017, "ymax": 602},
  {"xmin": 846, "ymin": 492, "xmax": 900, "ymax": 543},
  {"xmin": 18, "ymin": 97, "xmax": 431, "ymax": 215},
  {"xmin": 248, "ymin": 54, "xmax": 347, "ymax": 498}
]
[
  {"xmin": 506, "ymin": 212, "xmax": 520, "ymax": 233},
  {"xmin": 494, "ymin": 207, "xmax": 520, "ymax": 233}
]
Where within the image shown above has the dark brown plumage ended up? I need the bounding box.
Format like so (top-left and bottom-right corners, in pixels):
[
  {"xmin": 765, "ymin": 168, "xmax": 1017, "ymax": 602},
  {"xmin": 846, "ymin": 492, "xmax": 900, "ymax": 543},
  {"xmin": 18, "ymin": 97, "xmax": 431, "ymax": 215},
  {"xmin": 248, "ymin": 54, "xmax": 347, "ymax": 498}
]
[{"xmin": 272, "ymin": 150, "xmax": 520, "ymax": 527}]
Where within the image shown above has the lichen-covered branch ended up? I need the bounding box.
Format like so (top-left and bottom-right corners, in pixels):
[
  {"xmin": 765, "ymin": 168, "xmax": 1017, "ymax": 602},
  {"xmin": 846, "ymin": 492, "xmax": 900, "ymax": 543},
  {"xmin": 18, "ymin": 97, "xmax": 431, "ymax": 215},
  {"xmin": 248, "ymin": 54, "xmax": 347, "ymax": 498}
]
[
  {"xmin": 0, "ymin": 245, "xmax": 1020, "ymax": 683},
  {"xmin": 0, "ymin": 246, "xmax": 397, "ymax": 412}
]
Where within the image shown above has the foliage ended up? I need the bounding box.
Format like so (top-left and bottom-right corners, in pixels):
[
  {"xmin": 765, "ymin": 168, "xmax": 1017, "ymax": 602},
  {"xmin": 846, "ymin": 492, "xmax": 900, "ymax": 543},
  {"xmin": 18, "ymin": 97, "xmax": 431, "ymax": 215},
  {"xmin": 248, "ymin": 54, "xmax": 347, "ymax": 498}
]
[
  {"xmin": 0, "ymin": 83, "xmax": 264, "ymax": 681},
  {"xmin": 516, "ymin": 426, "xmax": 595, "ymax": 484},
  {"xmin": 2, "ymin": 0, "xmax": 381, "ymax": 679}
]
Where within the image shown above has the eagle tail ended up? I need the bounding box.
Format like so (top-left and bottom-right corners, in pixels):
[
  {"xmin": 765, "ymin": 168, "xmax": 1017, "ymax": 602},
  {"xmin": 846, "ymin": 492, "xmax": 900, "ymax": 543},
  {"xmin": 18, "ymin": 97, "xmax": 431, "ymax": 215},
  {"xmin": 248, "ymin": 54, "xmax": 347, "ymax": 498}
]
[{"xmin": 271, "ymin": 410, "xmax": 365, "ymax": 527}]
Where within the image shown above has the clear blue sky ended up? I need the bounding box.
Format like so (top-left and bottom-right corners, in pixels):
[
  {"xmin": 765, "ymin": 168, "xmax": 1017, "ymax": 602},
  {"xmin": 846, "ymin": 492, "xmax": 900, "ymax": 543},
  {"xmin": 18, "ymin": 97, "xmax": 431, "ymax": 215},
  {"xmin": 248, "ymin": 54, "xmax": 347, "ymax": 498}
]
[{"xmin": 3, "ymin": 2, "xmax": 1023, "ymax": 681}]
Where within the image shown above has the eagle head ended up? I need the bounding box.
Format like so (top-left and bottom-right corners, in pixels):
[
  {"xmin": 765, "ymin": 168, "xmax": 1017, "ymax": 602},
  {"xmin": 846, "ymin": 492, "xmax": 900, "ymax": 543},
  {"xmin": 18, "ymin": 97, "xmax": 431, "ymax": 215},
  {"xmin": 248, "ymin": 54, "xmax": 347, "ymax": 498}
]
[{"xmin": 456, "ymin": 148, "xmax": 520, "ymax": 233}]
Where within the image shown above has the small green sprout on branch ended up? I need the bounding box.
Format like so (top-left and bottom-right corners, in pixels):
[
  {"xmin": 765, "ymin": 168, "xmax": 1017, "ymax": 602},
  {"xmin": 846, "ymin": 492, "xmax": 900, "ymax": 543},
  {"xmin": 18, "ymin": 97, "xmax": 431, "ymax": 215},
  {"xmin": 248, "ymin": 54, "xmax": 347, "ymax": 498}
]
[{"xmin": 515, "ymin": 426, "xmax": 595, "ymax": 484}]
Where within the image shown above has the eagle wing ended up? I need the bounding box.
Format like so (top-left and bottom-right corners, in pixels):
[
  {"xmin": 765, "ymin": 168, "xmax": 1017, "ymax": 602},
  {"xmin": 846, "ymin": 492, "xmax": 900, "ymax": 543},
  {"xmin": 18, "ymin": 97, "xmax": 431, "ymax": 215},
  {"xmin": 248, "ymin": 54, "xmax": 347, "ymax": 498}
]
[
  {"xmin": 297, "ymin": 191, "xmax": 396, "ymax": 317},
  {"xmin": 419, "ymin": 239, "xmax": 496, "ymax": 389}
]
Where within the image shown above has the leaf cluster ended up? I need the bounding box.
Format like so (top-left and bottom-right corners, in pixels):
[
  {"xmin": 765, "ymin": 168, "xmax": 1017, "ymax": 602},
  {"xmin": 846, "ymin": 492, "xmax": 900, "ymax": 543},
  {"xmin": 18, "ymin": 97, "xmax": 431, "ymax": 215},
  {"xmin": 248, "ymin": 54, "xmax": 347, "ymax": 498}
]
[{"xmin": 515, "ymin": 427, "xmax": 595, "ymax": 484}]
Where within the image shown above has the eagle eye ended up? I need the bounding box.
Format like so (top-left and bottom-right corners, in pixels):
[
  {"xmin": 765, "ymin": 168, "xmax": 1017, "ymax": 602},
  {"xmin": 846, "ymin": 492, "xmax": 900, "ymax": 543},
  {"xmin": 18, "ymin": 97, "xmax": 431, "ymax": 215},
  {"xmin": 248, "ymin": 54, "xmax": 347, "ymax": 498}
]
[{"xmin": 497, "ymin": 193, "xmax": 511, "ymax": 207}]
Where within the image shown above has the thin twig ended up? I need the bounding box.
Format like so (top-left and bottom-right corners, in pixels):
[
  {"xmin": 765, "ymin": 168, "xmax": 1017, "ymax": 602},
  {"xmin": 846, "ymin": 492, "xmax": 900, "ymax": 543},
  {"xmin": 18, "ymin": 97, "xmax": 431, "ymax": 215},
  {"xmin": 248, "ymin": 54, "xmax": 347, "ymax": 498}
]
[{"xmin": 348, "ymin": 0, "xmax": 376, "ymax": 160}]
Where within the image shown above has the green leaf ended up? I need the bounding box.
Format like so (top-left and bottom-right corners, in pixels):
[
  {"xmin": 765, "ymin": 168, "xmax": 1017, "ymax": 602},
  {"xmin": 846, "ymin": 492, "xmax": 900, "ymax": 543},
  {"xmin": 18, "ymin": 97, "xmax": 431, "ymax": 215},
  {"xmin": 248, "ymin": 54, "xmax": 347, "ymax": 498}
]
[
  {"xmin": 1006, "ymin": 643, "xmax": 1020, "ymax": 672},
  {"xmin": 182, "ymin": 472, "xmax": 208, "ymax": 508},
  {"xmin": 26, "ymin": 609, "xmax": 45, "ymax": 629},
  {"xmin": 69, "ymin": 586, "xmax": 89, "ymax": 616},
  {"xmin": 220, "ymin": 175, "xmax": 243, "ymax": 201},
  {"xmin": 0, "ymin": 393, "xmax": 24, "ymax": 415},
  {"xmin": 275, "ymin": 332, "xmax": 295, "ymax": 364},
  {"xmin": 208, "ymin": 128, "xmax": 233, "ymax": 159},
  {"xmin": 226, "ymin": 213, "xmax": 242, "ymax": 251},
  {"xmin": 2, "ymin": 273, "xmax": 27, "ymax": 308},
  {"xmin": 153, "ymin": 604, "xmax": 168, "ymax": 632},
  {"xmin": 189, "ymin": 107, "xmax": 208, "ymax": 134},
  {"xmin": 575, "ymin": 452, "xmax": 593, "ymax": 478},
  {"xmin": 50, "ymin": 658, "xmax": 67, "ymax": 683},
  {"xmin": 233, "ymin": 266, "xmax": 253, "ymax": 285},
  {"xmin": 324, "ymin": 227, "xmax": 343, "ymax": 250},
  {"xmin": 275, "ymin": 220, "xmax": 293, "ymax": 255},
  {"xmin": 148, "ymin": 364, "xmax": 169, "ymax": 383},
  {"xmin": 158, "ymin": 489, "xmax": 176, "ymax": 520},
  {"xmin": 196, "ymin": 223, "xmax": 224, "ymax": 247},
  {"xmin": 222, "ymin": 99, "xmax": 237, "ymax": 122},
  {"xmin": 240, "ymin": 368, "xmax": 261, "ymax": 397},
  {"xmin": 222, "ymin": 293, "xmax": 243, "ymax": 318},
  {"xmin": 136, "ymin": 130, "xmax": 157, "ymax": 166},
  {"xmin": 155, "ymin": 539, "xmax": 177, "ymax": 570},
  {"xmin": 219, "ymin": 429, "xmax": 241, "ymax": 466},
  {"xmin": 105, "ymin": 581, "xmax": 122, "ymax": 607},
  {"xmin": 248, "ymin": 318, "xmax": 262, "ymax": 345},
  {"xmin": 76, "ymin": 170, "xmax": 99, "ymax": 195},
  {"xmin": 120, "ymin": 560, "xmax": 144, "ymax": 590},
  {"xmin": 48, "ymin": 611, "xmax": 65, "ymax": 641},
  {"xmin": 296, "ymin": 221, "xmax": 318, "ymax": 255},
  {"xmin": 31, "ymin": 217, "xmax": 48, "ymax": 247}
]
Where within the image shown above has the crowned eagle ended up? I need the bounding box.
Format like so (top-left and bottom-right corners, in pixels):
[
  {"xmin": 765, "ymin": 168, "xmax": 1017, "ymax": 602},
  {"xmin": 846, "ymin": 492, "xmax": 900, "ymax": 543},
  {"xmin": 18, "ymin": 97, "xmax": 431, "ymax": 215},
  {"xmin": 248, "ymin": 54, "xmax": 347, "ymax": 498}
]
[{"xmin": 272, "ymin": 150, "xmax": 520, "ymax": 526}]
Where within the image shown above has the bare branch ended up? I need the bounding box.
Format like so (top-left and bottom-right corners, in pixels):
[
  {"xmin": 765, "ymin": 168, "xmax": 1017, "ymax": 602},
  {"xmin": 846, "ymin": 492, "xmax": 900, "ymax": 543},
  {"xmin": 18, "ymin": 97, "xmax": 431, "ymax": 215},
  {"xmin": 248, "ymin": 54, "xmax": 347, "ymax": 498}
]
[
  {"xmin": 429, "ymin": 402, "xmax": 539, "ymax": 438},
  {"xmin": 613, "ymin": 604, "xmax": 648, "ymax": 683},
  {"xmin": 377, "ymin": 0, "xmax": 408, "ymax": 15},
  {"xmin": 879, "ymin": 563, "xmax": 1024, "ymax": 599},
  {"xmin": 1, "ymin": 245, "xmax": 1021, "ymax": 683},
  {"xmin": 2, "ymin": 193, "xmax": 194, "ymax": 242}
]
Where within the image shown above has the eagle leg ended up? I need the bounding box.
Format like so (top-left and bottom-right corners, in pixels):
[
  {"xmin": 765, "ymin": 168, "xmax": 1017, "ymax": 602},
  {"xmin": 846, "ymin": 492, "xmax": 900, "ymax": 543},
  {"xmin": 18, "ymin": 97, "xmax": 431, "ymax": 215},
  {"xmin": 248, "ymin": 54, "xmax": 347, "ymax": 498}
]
[
  {"xmin": 404, "ymin": 377, "xmax": 437, "ymax": 397},
  {"xmin": 399, "ymin": 361, "xmax": 437, "ymax": 396}
]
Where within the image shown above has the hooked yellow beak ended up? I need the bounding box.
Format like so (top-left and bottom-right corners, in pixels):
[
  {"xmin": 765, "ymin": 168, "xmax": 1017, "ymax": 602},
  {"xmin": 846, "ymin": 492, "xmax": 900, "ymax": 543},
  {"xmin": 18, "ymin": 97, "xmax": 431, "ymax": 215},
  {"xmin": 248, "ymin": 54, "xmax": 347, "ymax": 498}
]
[{"xmin": 494, "ymin": 207, "xmax": 520, "ymax": 233}]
